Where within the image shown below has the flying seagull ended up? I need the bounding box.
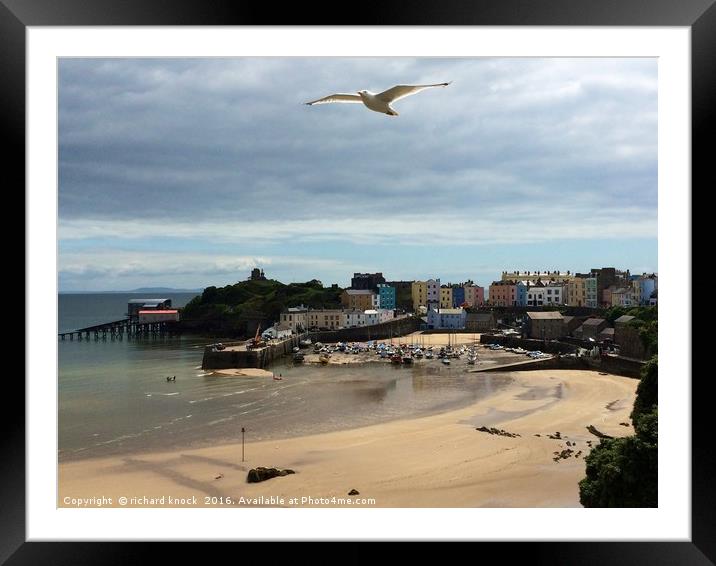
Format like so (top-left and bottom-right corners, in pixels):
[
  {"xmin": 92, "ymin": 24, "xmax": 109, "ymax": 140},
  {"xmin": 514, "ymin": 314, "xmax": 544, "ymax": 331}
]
[{"xmin": 305, "ymin": 82, "xmax": 451, "ymax": 116}]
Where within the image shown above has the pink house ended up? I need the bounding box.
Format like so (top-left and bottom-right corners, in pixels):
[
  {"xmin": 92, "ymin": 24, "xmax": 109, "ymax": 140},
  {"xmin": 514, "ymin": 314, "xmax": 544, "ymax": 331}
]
[
  {"xmin": 464, "ymin": 285, "xmax": 485, "ymax": 307},
  {"xmin": 489, "ymin": 280, "xmax": 517, "ymax": 306}
]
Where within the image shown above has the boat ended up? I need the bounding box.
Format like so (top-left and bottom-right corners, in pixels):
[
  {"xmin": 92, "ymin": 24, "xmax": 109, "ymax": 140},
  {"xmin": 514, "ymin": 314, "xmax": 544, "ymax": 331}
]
[
  {"xmin": 299, "ymin": 338, "xmax": 312, "ymax": 348},
  {"xmin": 293, "ymin": 352, "xmax": 305, "ymax": 362},
  {"xmin": 391, "ymin": 354, "xmax": 402, "ymax": 364},
  {"xmin": 441, "ymin": 358, "xmax": 451, "ymax": 365},
  {"xmin": 402, "ymin": 355, "xmax": 413, "ymax": 364},
  {"xmin": 292, "ymin": 346, "xmax": 300, "ymax": 353},
  {"xmin": 319, "ymin": 353, "xmax": 331, "ymax": 364}
]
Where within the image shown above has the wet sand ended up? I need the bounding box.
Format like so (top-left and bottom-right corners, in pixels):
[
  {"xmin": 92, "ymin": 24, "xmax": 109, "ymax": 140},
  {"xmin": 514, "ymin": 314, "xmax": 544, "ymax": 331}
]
[
  {"xmin": 213, "ymin": 368, "xmax": 275, "ymax": 378},
  {"xmin": 59, "ymin": 369, "xmax": 637, "ymax": 508}
]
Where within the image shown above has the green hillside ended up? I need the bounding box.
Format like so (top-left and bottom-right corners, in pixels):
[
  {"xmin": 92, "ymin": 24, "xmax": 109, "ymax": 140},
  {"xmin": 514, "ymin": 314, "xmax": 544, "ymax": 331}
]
[{"xmin": 179, "ymin": 279, "xmax": 343, "ymax": 337}]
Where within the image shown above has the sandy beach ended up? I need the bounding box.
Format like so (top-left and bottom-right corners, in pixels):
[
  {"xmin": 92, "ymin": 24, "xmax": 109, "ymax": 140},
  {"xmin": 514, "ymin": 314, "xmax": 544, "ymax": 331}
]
[{"xmin": 59, "ymin": 369, "xmax": 637, "ymax": 508}]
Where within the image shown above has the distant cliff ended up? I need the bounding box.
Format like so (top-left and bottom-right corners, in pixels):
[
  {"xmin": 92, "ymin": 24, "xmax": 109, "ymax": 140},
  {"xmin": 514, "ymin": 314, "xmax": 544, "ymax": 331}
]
[{"xmin": 178, "ymin": 279, "xmax": 342, "ymax": 338}]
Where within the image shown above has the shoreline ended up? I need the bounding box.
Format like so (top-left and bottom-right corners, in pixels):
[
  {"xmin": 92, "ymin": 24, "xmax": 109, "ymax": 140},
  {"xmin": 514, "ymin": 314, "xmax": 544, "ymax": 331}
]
[{"xmin": 59, "ymin": 368, "xmax": 637, "ymax": 508}]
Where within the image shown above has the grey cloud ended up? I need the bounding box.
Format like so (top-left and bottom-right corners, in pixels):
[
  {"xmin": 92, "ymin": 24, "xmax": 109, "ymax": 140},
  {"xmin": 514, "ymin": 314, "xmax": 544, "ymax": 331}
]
[{"xmin": 59, "ymin": 57, "xmax": 657, "ymax": 230}]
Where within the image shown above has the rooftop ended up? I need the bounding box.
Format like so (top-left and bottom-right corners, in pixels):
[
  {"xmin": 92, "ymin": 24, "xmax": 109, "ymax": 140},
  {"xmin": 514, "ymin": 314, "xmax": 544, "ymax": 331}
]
[
  {"xmin": 287, "ymin": 305, "xmax": 308, "ymax": 312},
  {"xmin": 583, "ymin": 317, "xmax": 607, "ymax": 326},
  {"xmin": 615, "ymin": 315, "xmax": 636, "ymax": 324},
  {"xmin": 526, "ymin": 311, "xmax": 563, "ymax": 320},
  {"xmin": 138, "ymin": 310, "xmax": 178, "ymax": 314},
  {"xmin": 344, "ymin": 289, "xmax": 374, "ymax": 295},
  {"xmin": 129, "ymin": 298, "xmax": 169, "ymax": 304}
]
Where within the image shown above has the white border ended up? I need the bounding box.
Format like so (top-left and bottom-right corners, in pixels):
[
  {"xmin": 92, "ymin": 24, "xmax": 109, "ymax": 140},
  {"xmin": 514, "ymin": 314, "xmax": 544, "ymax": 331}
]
[{"xmin": 28, "ymin": 27, "xmax": 690, "ymax": 541}]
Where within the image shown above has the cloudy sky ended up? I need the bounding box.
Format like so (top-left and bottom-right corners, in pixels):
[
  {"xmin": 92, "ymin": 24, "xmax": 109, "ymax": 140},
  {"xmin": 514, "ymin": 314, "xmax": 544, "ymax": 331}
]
[{"xmin": 59, "ymin": 57, "xmax": 657, "ymax": 291}]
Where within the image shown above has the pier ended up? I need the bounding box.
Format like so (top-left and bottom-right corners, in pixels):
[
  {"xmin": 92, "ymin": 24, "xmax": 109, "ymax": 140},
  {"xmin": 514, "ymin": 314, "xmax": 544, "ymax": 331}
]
[
  {"xmin": 202, "ymin": 335, "xmax": 300, "ymax": 369},
  {"xmin": 59, "ymin": 318, "xmax": 182, "ymax": 341}
]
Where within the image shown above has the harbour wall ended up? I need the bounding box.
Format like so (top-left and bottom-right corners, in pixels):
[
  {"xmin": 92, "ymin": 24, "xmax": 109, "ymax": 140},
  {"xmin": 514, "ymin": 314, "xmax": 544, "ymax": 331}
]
[
  {"xmin": 478, "ymin": 334, "xmax": 645, "ymax": 378},
  {"xmin": 476, "ymin": 355, "xmax": 644, "ymax": 378},
  {"xmin": 202, "ymin": 316, "xmax": 421, "ymax": 369},
  {"xmin": 202, "ymin": 335, "xmax": 300, "ymax": 370},
  {"xmin": 480, "ymin": 334, "xmax": 580, "ymax": 355},
  {"xmin": 308, "ymin": 316, "xmax": 422, "ymax": 344}
]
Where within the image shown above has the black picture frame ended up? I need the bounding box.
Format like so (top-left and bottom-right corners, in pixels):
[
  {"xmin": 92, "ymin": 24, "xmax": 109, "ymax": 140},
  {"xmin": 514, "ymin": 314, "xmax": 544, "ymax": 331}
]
[{"xmin": 7, "ymin": 0, "xmax": 705, "ymax": 562}]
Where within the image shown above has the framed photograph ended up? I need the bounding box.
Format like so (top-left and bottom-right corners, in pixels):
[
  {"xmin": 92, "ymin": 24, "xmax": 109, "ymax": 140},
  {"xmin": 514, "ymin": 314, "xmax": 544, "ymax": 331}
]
[{"xmin": 10, "ymin": 0, "xmax": 707, "ymax": 561}]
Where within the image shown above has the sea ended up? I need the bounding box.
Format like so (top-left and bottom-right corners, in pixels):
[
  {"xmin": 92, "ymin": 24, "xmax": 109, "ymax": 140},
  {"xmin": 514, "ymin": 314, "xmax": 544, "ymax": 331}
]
[{"xmin": 59, "ymin": 293, "xmax": 513, "ymax": 462}]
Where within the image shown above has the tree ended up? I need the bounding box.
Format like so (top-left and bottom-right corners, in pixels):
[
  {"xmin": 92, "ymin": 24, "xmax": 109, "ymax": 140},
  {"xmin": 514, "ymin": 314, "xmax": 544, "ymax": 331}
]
[
  {"xmin": 631, "ymin": 355, "xmax": 658, "ymax": 423},
  {"xmin": 579, "ymin": 356, "xmax": 658, "ymax": 507}
]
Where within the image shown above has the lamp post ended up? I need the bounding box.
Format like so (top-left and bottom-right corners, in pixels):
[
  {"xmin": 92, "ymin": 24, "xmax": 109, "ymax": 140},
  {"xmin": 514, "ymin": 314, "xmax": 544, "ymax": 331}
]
[{"xmin": 241, "ymin": 427, "xmax": 245, "ymax": 462}]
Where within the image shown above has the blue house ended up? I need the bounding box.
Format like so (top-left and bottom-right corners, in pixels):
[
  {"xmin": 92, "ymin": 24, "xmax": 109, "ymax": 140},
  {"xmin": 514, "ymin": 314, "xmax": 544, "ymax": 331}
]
[
  {"xmin": 377, "ymin": 284, "xmax": 396, "ymax": 310},
  {"xmin": 452, "ymin": 286, "xmax": 465, "ymax": 308},
  {"xmin": 515, "ymin": 281, "xmax": 528, "ymax": 306},
  {"xmin": 639, "ymin": 276, "xmax": 657, "ymax": 306}
]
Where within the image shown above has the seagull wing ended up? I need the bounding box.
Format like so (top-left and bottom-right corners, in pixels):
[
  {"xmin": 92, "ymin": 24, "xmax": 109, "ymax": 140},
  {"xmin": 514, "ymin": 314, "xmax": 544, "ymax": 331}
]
[
  {"xmin": 305, "ymin": 93, "xmax": 363, "ymax": 105},
  {"xmin": 376, "ymin": 82, "xmax": 451, "ymax": 103}
]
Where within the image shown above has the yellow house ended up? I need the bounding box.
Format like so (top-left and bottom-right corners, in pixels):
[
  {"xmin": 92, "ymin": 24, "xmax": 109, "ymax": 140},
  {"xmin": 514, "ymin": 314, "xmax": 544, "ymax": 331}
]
[
  {"xmin": 341, "ymin": 289, "xmax": 375, "ymax": 310},
  {"xmin": 280, "ymin": 306, "xmax": 308, "ymax": 332},
  {"xmin": 631, "ymin": 279, "xmax": 642, "ymax": 304},
  {"xmin": 565, "ymin": 277, "xmax": 587, "ymax": 307},
  {"xmin": 411, "ymin": 281, "xmax": 427, "ymax": 311},
  {"xmin": 308, "ymin": 309, "xmax": 343, "ymax": 330},
  {"xmin": 440, "ymin": 286, "xmax": 453, "ymax": 309}
]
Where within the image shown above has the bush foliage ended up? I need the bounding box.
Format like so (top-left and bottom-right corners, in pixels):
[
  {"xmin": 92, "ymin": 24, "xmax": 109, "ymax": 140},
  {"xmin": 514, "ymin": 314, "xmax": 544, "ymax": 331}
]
[{"xmin": 579, "ymin": 356, "xmax": 658, "ymax": 507}]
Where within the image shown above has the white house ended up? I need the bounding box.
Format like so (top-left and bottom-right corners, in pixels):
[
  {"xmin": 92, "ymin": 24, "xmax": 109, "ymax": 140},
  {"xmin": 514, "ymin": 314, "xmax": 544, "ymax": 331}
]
[
  {"xmin": 262, "ymin": 323, "xmax": 293, "ymax": 340},
  {"xmin": 363, "ymin": 309, "xmax": 381, "ymax": 326},
  {"xmin": 377, "ymin": 309, "xmax": 394, "ymax": 323},
  {"xmin": 526, "ymin": 286, "xmax": 545, "ymax": 307},
  {"xmin": 543, "ymin": 282, "xmax": 565, "ymax": 305},
  {"xmin": 343, "ymin": 310, "xmax": 363, "ymax": 328}
]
